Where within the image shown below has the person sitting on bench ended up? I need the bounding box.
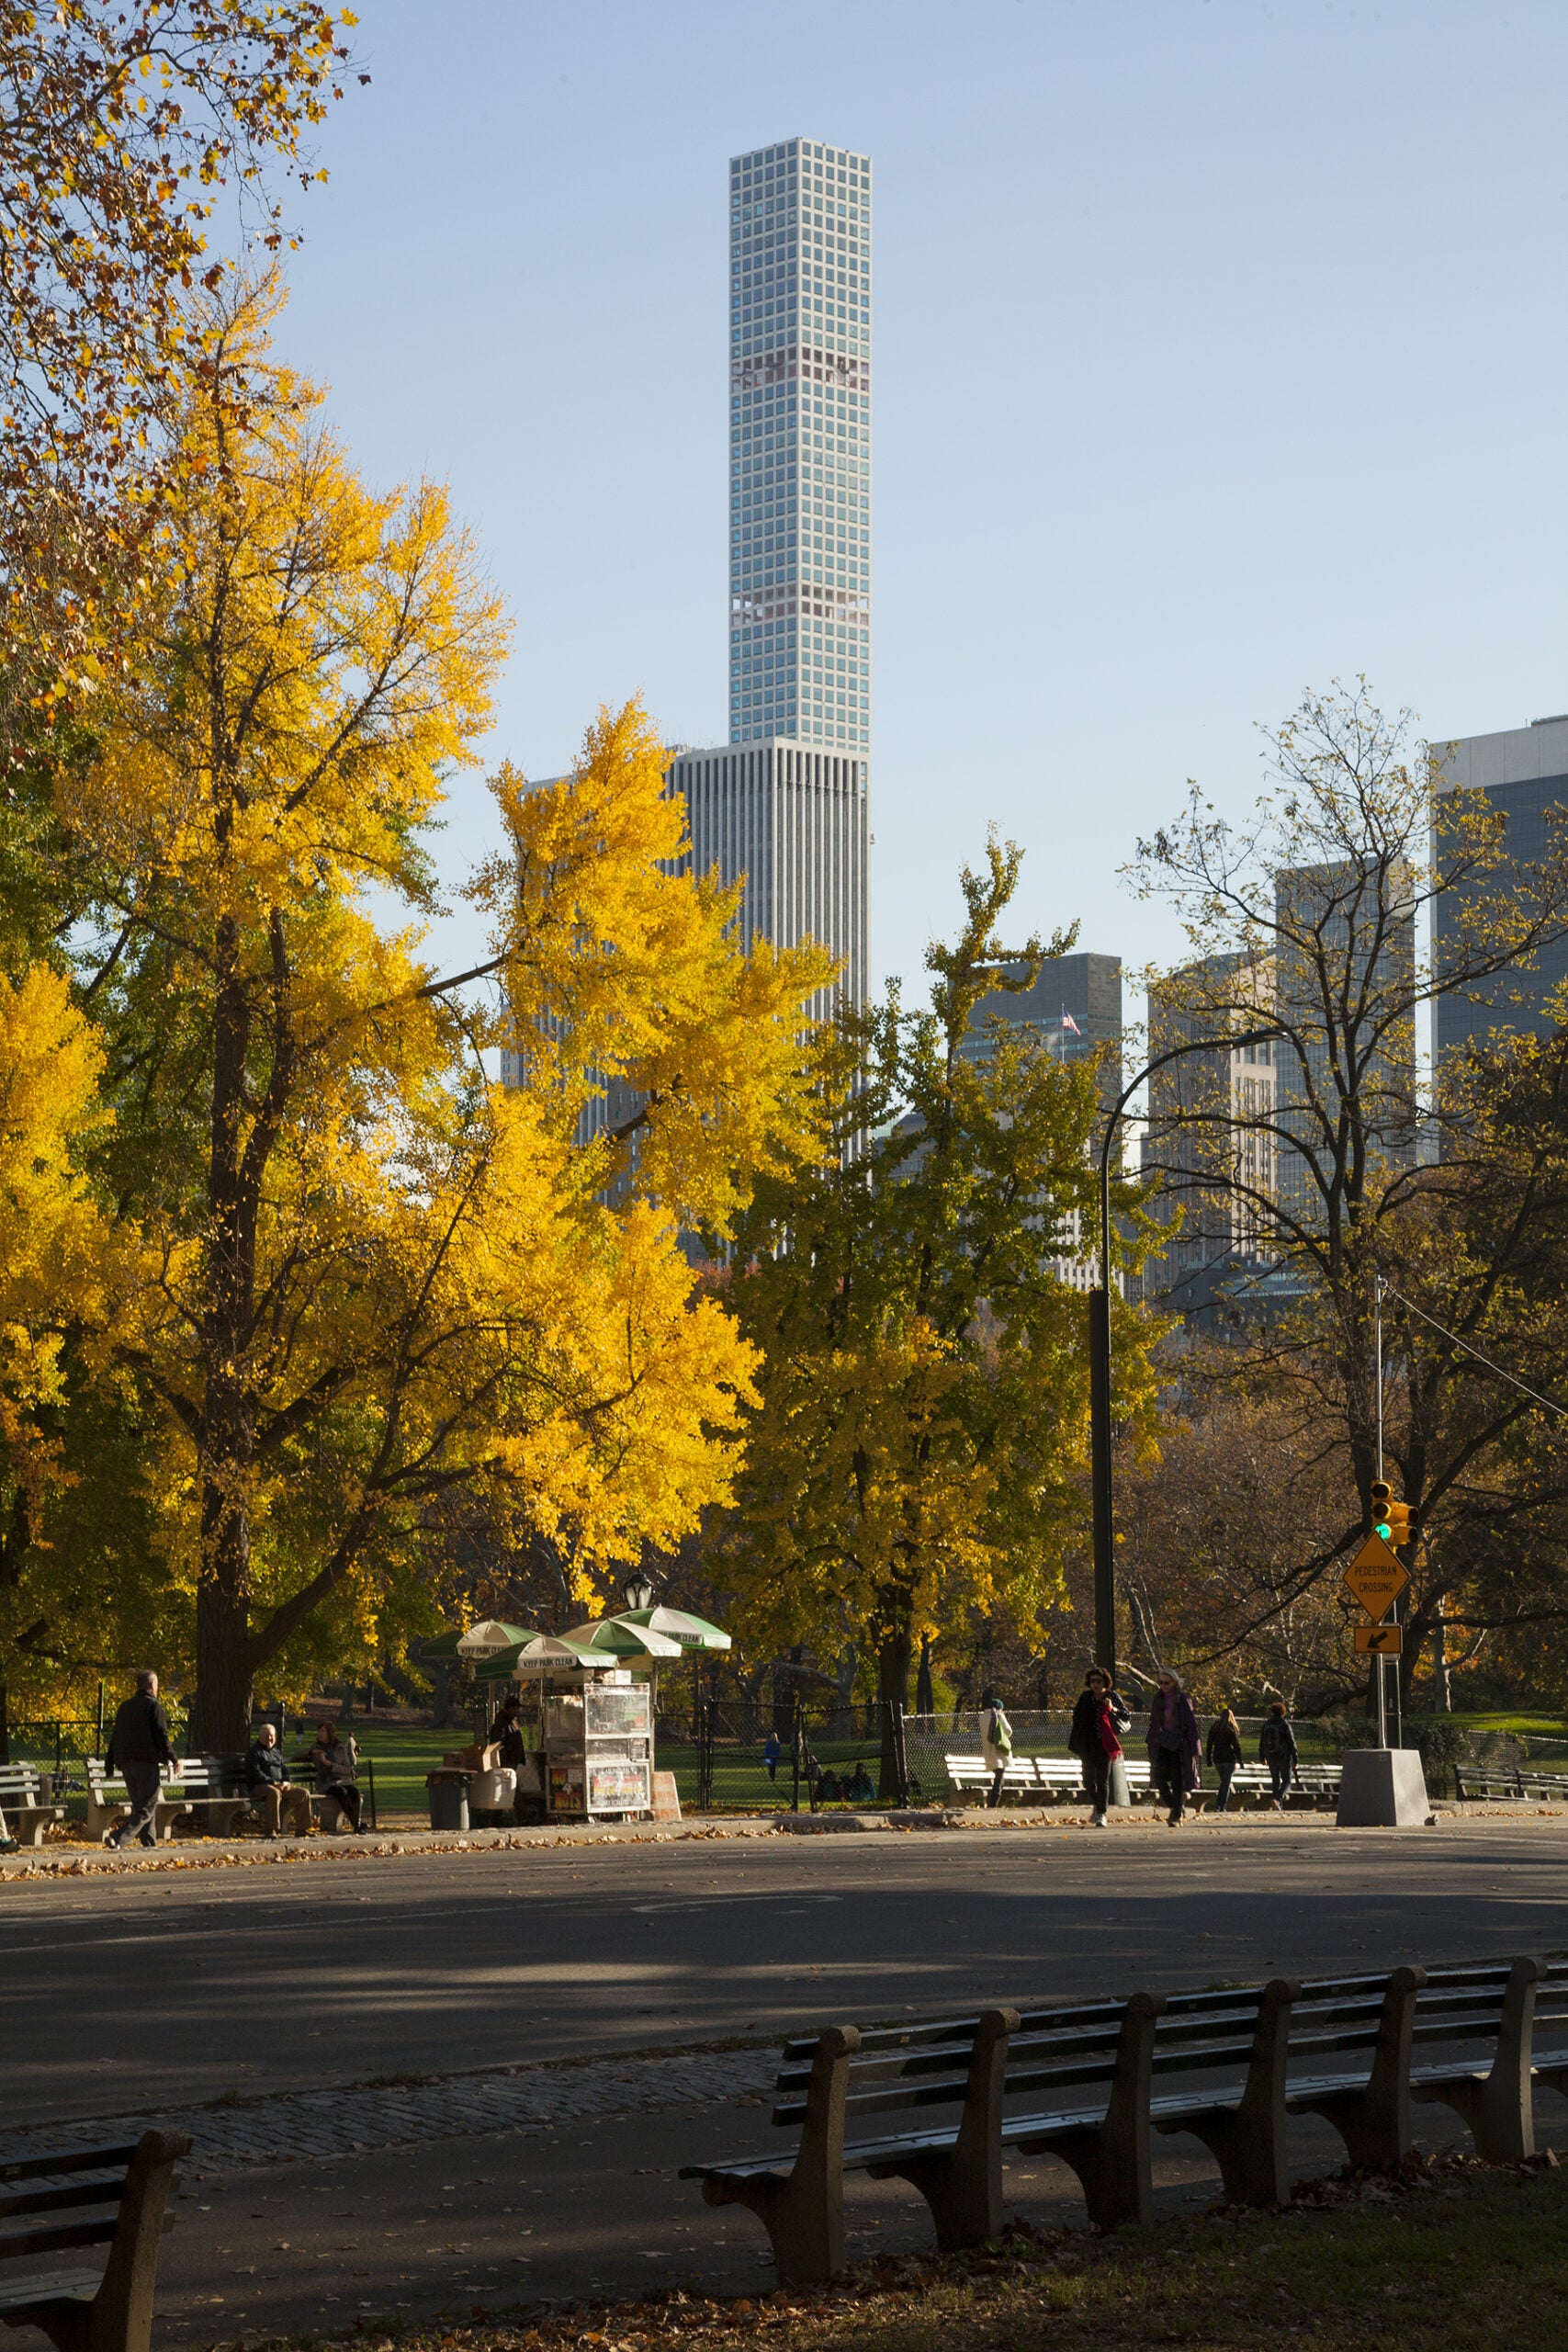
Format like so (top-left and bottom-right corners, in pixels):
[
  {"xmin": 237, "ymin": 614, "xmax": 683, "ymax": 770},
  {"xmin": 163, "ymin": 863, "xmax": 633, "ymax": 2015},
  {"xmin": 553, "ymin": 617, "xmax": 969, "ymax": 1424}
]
[
  {"xmin": 303, "ymin": 1720, "xmax": 365, "ymax": 1831},
  {"xmin": 244, "ymin": 1722, "xmax": 310, "ymax": 1838}
]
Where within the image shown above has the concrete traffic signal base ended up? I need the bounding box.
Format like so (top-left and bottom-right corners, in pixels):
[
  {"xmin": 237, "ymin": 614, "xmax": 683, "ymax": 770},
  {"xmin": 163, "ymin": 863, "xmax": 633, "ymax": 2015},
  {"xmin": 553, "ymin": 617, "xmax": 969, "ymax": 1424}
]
[{"xmin": 1337, "ymin": 1747, "xmax": 1432, "ymax": 1826}]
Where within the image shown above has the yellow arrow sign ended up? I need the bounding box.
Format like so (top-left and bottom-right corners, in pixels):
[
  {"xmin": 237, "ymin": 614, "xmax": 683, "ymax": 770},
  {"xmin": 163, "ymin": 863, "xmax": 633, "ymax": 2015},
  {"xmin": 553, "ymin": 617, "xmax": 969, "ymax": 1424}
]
[
  {"xmin": 1354, "ymin": 1623, "xmax": 1404, "ymax": 1656},
  {"xmin": 1342, "ymin": 1532, "xmax": 1411, "ymax": 1618}
]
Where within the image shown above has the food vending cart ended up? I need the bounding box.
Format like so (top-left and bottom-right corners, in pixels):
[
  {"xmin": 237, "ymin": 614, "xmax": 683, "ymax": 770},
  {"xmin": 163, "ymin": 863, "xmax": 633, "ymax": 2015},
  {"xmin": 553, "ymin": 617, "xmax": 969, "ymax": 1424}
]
[{"xmin": 542, "ymin": 1672, "xmax": 652, "ymax": 1820}]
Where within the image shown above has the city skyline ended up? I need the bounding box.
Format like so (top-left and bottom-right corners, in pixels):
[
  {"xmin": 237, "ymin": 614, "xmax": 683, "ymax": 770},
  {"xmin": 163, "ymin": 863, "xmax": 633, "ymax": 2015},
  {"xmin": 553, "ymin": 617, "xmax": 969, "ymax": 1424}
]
[{"xmin": 276, "ymin": 4, "xmax": 1568, "ymax": 1016}]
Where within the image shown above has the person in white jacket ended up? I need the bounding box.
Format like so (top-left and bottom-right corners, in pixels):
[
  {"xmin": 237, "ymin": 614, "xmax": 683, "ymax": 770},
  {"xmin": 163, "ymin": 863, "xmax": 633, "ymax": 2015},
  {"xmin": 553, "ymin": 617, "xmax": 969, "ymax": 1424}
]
[{"xmin": 980, "ymin": 1687, "xmax": 1013, "ymax": 1807}]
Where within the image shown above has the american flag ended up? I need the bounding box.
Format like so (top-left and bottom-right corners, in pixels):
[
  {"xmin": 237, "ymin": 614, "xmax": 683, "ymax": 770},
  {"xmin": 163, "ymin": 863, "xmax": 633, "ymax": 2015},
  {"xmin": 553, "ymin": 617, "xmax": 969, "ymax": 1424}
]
[{"xmin": 1061, "ymin": 1009, "xmax": 1081, "ymax": 1035}]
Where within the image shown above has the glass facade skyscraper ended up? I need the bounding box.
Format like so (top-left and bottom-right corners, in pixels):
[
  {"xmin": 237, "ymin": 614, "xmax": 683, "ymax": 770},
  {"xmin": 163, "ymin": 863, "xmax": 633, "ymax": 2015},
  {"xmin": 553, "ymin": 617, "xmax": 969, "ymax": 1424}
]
[
  {"xmin": 1433, "ymin": 714, "xmax": 1568, "ymax": 1057},
  {"xmin": 728, "ymin": 138, "xmax": 872, "ymax": 751}
]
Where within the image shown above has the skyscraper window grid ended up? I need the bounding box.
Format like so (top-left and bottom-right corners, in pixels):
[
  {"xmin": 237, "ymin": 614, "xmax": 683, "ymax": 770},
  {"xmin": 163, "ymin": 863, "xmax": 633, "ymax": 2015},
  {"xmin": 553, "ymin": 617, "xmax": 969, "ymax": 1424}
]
[{"xmin": 729, "ymin": 140, "xmax": 871, "ymax": 753}]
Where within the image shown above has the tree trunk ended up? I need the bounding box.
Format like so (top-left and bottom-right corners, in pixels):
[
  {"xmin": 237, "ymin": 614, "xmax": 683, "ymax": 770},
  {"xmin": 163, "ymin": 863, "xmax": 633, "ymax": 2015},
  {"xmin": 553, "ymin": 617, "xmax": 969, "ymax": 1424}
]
[
  {"xmin": 876, "ymin": 1625, "xmax": 910, "ymax": 1801},
  {"xmin": 915, "ymin": 1634, "xmax": 934, "ymax": 1717}
]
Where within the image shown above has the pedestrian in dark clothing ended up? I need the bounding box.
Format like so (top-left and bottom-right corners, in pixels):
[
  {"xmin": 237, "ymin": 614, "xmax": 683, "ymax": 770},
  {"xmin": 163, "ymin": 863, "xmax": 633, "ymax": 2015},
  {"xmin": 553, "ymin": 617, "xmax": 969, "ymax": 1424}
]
[
  {"xmin": 980, "ymin": 1687, "xmax": 1013, "ymax": 1807},
  {"xmin": 1205, "ymin": 1707, "xmax": 1243, "ymax": 1812},
  {"xmin": 762, "ymin": 1729, "xmax": 782, "ymax": 1782},
  {"xmin": 1259, "ymin": 1702, "xmax": 1300, "ymax": 1808},
  {"xmin": 1068, "ymin": 1668, "xmax": 1130, "ymax": 1826},
  {"xmin": 104, "ymin": 1669, "xmax": 176, "ymax": 1848},
  {"xmin": 244, "ymin": 1722, "xmax": 310, "ymax": 1838},
  {"xmin": 488, "ymin": 1697, "xmax": 525, "ymax": 1769},
  {"xmin": 1147, "ymin": 1670, "xmax": 1201, "ymax": 1825},
  {"xmin": 303, "ymin": 1721, "xmax": 364, "ymax": 1831}
]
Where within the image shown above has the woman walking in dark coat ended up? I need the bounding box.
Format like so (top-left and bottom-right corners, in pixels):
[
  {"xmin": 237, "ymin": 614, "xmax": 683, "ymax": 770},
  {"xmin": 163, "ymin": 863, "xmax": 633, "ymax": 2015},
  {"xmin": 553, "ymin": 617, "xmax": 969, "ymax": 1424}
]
[
  {"xmin": 1205, "ymin": 1706, "xmax": 1243, "ymax": 1812},
  {"xmin": 1146, "ymin": 1669, "xmax": 1201, "ymax": 1825},
  {"xmin": 1068, "ymin": 1668, "xmax": 1130, "ymax": 1827}
]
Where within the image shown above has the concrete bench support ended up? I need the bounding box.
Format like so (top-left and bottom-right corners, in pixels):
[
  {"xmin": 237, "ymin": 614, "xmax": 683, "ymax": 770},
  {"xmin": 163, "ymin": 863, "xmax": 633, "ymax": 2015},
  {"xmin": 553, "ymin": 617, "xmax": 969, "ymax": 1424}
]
[
  {"xmin": 870, "ymin": 2007, "xmax": 1019, "ymax": 2250},
  {"xmin": 694, "ymin": 2024, "xmax": 861, "ymax": 2285},
  {"xmin": 1018, "ymin": 1988, "xmax": 1167, "ymax": 2228},
  {"xmin": 1156, "ymin": 1979, "xmax": 1300, "ymax": 2206},
  {"xmin": 1412, "ymin": 1956, "xmax": 1540, "ymax": 2161},
  {"xmin": 1289, "ymin": 1965, "xmax": 1427, "ymax": 2170}
]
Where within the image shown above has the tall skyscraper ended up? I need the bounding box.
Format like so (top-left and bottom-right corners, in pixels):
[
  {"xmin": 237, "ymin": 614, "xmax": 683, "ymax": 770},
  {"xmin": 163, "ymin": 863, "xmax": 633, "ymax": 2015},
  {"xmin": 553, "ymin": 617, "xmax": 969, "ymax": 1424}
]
[
  {"xmin": 728, "ymin": 138, "xmax": 872, "ymax": 747},
  {"xmin": 1433, "ymin": 713, "xmax": 1568, "ymax": 1057},
  {"xmin": 664, "ymin": 139, "xmax": 873, "ymax": 1014}
]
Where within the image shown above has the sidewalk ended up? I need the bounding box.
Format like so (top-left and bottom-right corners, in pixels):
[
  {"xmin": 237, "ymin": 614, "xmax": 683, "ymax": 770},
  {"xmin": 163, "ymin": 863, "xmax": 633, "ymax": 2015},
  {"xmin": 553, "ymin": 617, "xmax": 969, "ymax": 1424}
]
[{"xmin": 6, "ymin": 1799, "xmax": 1564, "ymax": 1881}]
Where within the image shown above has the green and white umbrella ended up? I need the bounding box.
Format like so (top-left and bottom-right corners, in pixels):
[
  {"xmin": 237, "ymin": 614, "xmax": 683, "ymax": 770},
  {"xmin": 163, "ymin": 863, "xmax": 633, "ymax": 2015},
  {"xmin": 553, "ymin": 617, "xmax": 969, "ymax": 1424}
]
[
  {"xmin": 561, "ymin": 1617, "xmax": 687, "ymax": 1660},
  {"xmin": 610, "ymin": 1605, "xmax": 732, "ymax": 1652},
  {"xmin": 456, "ymin": 1619, "xmax": 533, "ymax": 1660},
  {"xmin": 472, "ymin": 1634, "xmax": 603, "ymax": 1679}
]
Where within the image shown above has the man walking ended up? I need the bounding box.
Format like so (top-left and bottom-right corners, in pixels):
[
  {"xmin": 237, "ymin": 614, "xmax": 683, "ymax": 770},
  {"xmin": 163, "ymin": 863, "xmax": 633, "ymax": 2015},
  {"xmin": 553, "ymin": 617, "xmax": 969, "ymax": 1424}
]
[
  {"xmin": 244, "ymin": 1722, "xmax": 311, "ymax": 1838},
  {"xmin": 104, "ymin": 1670, "xmax": 176, "ymax": 1849}
]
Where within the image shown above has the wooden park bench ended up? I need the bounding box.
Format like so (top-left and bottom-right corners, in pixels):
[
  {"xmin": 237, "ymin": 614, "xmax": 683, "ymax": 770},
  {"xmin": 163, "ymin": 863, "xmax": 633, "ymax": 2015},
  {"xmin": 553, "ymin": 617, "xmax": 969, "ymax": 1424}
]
[
  {"xmin": 942, "ymin": 1754, "xmax": 1156, "ymax": 1805},
  {"xmin": 0, "ymin": 1763, "xmax": 64, "ymax": 1849},
  {"xmin": 1451, "ymin": 1762, "xmax": 1568, "ymax": 1803},
  {"xmin": 681, "ymin": 1979, "xmax": 1318, "ymax": 2279},
  {"xmin": 680, "ymin": 1951, "xmax": 1568, "ymax": 2283},
  {"xmin": 85, "ymin": 1759, "xmax": 249, "ymax": 1844},
  {"xmin": 0, "ymin": 2129, "xmax": 189, "ymax": 2352}
]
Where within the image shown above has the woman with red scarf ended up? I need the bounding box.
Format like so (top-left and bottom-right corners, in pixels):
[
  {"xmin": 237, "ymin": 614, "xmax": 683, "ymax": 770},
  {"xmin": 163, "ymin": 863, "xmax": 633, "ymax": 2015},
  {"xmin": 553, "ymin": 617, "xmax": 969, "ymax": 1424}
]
[
  {"xmin": 1147, "ymin": 1669, "xmax": 1201, "ymax": 1825},
  {"xmin": 1068, "ymin": 1668, "xmax": 1130, "ymax": 1826}
]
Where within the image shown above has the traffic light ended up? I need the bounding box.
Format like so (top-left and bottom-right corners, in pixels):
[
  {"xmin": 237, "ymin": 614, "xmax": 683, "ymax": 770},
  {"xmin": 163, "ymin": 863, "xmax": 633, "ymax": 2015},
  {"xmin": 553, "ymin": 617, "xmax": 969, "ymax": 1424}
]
[
  {"xmin": 1370, "ymin": 1481, "xmax": 1418, "ymax": 1548},
  {"xmin": 1370, "ymin": 1480, "xmax": 1393, "ymax": 1542}
]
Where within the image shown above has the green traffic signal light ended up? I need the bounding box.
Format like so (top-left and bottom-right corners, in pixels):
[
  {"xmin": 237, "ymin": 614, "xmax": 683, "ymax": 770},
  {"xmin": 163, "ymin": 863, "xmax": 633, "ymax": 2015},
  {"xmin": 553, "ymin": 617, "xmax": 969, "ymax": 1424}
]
[{"xmin": 1374, "ymin": 1518, "xmax": 1392, "ymax": 1541}]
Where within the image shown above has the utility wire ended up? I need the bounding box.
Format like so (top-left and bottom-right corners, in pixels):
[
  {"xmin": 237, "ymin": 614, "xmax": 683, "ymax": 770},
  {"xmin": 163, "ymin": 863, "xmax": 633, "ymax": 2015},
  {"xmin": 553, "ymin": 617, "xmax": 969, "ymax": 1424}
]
[{"xmin": 1379, "ymin": 1282, "xmax": 1568, "ymax": 1421}]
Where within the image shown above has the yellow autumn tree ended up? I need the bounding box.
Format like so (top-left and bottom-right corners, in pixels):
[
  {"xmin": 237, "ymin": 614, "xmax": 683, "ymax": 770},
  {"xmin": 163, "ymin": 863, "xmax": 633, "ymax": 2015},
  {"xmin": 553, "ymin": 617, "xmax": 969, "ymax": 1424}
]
[
  {"xmin": 0, "ymin": 963, "xmax": 133, "ymax": 1728},
  {"xmin": 57, "ymin": 277, "xmax": 835, "ymax": 1746}
]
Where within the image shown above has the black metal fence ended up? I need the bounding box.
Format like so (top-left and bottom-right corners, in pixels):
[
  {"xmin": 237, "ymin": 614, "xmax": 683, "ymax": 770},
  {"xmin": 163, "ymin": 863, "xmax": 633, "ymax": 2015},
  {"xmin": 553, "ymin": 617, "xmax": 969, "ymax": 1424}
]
[{"xmin": 668, "ymin": 1700, "xmax": 1568, "ymax": 1813}]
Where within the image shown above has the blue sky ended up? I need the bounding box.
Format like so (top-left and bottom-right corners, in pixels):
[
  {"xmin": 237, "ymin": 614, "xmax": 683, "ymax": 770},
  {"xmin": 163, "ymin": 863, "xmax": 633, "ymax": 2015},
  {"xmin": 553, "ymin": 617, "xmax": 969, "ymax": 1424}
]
[{"xmin": 278, "ymin": 0, "xmax": 1567, "ymax": 1027}]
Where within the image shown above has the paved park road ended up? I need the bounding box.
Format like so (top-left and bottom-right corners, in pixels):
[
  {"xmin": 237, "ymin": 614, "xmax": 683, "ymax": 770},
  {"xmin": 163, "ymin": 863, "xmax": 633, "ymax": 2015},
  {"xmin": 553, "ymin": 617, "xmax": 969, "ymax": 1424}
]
[{"xmin": 6, "ymin": 1816, "xmax": 1568, "ymax": 2132}]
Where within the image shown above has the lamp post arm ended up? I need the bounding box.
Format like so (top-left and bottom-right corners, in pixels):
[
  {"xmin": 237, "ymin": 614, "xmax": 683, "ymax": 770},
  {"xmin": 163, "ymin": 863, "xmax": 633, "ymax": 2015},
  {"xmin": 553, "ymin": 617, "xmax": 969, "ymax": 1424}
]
[
  {"xmin": 1087, "ymin": 1022, "xmax": 1280, "ymax": 1684},
  {"xmin": 1097, "ymin": 1027, "xmax": 1282, "ymax": 1287}
]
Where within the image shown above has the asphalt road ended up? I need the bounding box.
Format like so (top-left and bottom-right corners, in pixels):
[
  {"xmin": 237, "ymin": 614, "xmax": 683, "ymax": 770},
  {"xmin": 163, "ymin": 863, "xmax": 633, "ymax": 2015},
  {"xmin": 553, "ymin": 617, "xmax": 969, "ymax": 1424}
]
[{"xmin": 6, "ymin": 1815, "xmax": 1568, "ymax": 2132}]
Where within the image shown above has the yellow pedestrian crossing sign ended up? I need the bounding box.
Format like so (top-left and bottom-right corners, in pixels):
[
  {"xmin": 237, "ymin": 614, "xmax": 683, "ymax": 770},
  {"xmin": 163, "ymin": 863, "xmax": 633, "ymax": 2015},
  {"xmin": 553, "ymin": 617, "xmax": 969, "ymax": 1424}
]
[{"xmin": 1342, "ymin": 1532, "xmax": 1410, "ymax": 1620}]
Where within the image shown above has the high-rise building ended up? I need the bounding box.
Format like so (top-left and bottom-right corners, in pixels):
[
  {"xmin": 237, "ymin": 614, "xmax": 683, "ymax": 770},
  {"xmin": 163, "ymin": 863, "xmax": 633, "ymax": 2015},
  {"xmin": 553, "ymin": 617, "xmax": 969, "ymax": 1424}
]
[
  {"xmin": 958, "ymin": 952, "xmax": 1122, "ymax": 1293},
  {"xmin": 1432, "ymin": 713, "xmax": 1568, "ymax": 1057},
  {"xmin": 963, "ymin": 952, "xmax": 1122, "ymax": 1097},
  {"xmin": 728, "ymin": 138, "xmax": 872, "ymax": 749},
  {"xmin": 663, "ymin": 139, "xmax": 874, "ymax": 1016},
  {"xmin": 1140, "ymin": 956, "xmax": 1277, "ymax": 1315},
  {"xmin": 665, "ymin": 740, "xmax": 867, "ymax": 1015}
]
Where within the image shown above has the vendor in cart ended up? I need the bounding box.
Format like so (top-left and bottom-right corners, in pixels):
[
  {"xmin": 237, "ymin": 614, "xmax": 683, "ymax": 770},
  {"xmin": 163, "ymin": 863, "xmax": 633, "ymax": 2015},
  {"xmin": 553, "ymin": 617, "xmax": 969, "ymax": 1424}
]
[{"xmin": 488, "ymin": 1692, "xmax": 526, "ymax": 1769}]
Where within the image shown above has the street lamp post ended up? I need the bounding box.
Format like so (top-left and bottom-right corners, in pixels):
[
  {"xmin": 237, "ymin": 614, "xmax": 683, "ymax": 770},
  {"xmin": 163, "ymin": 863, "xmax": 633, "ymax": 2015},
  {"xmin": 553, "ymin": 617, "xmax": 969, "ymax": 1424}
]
[
  {"xmin": 622, "ymin": 1569, "xmax": 656, "ymax": 1613},
  {"xmin": 1089, "ymin": 1026, "xmax": 1282, "ymax": 1679}
]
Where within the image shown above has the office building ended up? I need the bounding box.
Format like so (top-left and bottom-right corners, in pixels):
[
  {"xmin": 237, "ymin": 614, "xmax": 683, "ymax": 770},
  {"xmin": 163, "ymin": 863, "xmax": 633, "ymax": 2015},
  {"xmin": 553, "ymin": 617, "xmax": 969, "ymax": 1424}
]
[
  {"xmin": 959, "ymin": 951, "xmax": 1122, "ymax": 1292},
  {"xmin": 665, "ymin": 739, "xmax": 867, "ymax": 1016},
  {"xmin": 964, "ymin": 952, "xmax": 1122, "ymax": 1093},
  {"xmin": 1432, "ymin": 713, "xmax": 1568, "ymax": 1057},
  {"xmin": 1140, "ymin": 956, "xmax": 1277, "ymax": 1315}
]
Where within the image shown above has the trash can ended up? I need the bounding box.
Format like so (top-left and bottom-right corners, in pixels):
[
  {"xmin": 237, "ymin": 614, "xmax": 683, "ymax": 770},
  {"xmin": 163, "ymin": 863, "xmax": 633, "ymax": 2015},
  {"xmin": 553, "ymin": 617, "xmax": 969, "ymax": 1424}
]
[
  {"xmin": 426, "ymin": 1770, "xmax": 470, "ymax": 1832},
  {"xmin": 1108, "ymin": 1758, "xmax": 1132, "ymax": 1810}
]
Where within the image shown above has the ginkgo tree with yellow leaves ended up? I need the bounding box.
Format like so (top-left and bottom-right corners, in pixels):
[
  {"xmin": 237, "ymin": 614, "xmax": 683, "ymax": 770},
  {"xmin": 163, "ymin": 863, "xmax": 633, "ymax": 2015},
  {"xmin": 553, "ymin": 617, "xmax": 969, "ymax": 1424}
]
[{"xmin": 50, "ymin": 277, "xmax": 833, "ymax": 1747}]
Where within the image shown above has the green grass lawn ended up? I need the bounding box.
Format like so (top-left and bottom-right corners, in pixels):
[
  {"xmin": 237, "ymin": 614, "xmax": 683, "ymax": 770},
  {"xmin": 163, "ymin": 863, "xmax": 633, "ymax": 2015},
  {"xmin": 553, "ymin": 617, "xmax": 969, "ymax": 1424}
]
[{"xmin": 243, "ymin": 2151, "xmax": 1568, "ymax": 2352}]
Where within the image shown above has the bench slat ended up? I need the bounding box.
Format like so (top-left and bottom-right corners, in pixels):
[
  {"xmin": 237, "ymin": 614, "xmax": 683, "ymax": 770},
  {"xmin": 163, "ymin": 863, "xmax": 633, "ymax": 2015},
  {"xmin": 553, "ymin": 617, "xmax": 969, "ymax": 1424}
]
[
  {"xmin": 0, "ymin": 2268, "xmax": 104, "ymax": 2313},
  {"xmin": 0, "ymin": 2215, "xmax": 118, "ymax": 2259},
  {"xmin": 0, "ymin": 2146, "xmax": 139, "ymax": 2188}
]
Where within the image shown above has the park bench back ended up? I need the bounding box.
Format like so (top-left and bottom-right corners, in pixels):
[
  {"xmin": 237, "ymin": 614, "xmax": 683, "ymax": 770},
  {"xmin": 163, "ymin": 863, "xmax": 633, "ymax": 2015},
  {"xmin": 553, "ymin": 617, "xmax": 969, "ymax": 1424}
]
[{"xmin": 0, "ymin": 2129, "xmax": 190, "ymax": 2352}]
